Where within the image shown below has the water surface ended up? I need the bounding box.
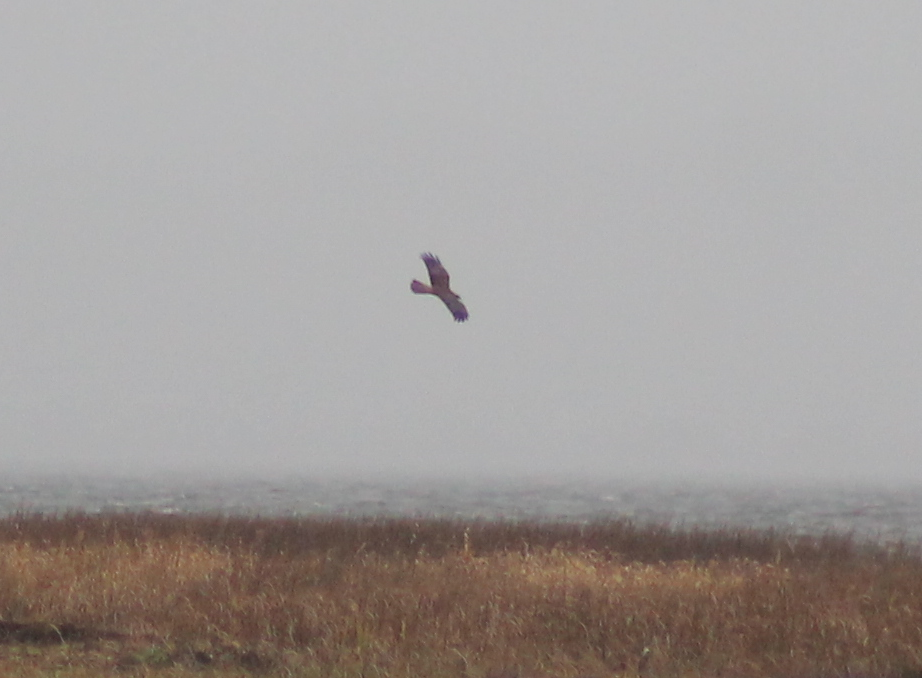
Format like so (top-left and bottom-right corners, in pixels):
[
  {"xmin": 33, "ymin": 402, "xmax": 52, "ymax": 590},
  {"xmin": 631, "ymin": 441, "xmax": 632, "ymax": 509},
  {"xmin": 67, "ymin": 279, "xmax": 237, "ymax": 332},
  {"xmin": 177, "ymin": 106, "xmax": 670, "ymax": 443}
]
[{"xmin": 2, "ymin": 475, "xmax": 921, "ymax": 544}]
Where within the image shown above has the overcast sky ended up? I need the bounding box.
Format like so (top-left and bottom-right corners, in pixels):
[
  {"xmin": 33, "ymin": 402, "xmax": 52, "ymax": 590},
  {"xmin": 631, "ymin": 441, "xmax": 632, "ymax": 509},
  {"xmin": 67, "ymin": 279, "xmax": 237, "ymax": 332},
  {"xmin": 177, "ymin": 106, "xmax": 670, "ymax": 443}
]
[{"xmin": 2, "ymin": 3, "xmax": 921, "ymax": 484}]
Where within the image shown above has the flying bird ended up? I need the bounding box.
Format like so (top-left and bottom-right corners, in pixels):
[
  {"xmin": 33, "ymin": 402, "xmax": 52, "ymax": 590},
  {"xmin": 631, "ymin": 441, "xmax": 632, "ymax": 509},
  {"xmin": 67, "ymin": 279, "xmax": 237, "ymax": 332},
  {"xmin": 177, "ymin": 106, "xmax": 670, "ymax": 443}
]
[{"xmin": 411, "ymin": 253, "xmax": 469, "ymax": 322}]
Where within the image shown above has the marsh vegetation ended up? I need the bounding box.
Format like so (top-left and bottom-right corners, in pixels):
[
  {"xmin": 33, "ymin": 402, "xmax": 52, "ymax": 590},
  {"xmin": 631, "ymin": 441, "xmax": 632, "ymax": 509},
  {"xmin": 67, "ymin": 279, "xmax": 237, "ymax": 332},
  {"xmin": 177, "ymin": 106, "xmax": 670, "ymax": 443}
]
[{"xmin": 0, "ymin": 512, "xmax": 919, "ymax": 677}]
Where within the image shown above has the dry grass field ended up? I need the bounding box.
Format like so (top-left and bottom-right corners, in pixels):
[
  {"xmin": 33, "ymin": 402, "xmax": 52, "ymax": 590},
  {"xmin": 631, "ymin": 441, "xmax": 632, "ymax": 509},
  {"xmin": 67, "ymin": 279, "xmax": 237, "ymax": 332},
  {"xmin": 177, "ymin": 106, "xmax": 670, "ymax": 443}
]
[{"xmin": 0, "ymin": 512, "xmax": 919, "ymax": 677}]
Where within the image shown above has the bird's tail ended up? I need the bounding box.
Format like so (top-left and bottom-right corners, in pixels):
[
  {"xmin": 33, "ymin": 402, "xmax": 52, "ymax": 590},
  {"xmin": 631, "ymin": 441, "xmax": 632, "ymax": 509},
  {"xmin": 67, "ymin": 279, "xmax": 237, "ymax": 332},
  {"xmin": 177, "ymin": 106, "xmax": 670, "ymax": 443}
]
[{"xmin": 411, "ymin": 280, "xmax": 433, "ymax": 294}]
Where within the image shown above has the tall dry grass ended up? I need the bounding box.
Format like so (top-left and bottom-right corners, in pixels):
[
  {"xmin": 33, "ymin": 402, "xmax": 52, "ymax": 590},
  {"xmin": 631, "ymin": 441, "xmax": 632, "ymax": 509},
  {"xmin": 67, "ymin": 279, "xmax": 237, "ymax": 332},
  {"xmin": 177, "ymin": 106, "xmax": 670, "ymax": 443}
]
[{"xmin": 0, "ymin": 512, "xmax": 919, "ymax": 677}]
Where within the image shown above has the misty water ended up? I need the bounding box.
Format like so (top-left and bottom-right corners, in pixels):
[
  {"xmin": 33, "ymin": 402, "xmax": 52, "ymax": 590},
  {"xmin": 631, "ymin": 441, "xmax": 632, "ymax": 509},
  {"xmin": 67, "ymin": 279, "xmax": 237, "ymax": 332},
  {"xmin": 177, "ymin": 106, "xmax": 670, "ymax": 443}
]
[{"xmin": 2, "ymin": 475, "xmax": 921, "ymax": 545}]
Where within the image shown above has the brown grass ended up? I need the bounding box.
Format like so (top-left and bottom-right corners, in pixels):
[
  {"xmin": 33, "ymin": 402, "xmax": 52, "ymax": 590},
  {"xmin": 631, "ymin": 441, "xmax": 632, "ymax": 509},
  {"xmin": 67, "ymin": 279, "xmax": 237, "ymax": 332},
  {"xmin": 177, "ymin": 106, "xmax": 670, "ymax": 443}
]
[{"xmin": 0, "ymin": 512, "xmax": 919, "ymax": 677}]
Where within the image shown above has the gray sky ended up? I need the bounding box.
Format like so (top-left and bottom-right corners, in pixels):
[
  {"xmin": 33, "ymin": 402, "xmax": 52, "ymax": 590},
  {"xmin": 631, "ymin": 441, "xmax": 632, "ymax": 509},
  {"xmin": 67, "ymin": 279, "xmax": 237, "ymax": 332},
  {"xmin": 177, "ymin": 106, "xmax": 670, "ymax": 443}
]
[{"xmin": 2, "ymin": 3, "xmax": 921, "ymax": 484}]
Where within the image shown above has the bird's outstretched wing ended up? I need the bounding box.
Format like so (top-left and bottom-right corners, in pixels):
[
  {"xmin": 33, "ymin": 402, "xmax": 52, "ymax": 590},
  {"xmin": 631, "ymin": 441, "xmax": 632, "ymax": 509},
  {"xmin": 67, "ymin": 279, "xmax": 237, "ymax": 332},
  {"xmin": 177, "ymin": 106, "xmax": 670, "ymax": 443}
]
[
  {"xmin": 421, "ymin": 253, "xmax": 450, "ymax": 290},
  {"xmin": 441, "ymin": 295, "xmax": 469, "ymax": 322}
]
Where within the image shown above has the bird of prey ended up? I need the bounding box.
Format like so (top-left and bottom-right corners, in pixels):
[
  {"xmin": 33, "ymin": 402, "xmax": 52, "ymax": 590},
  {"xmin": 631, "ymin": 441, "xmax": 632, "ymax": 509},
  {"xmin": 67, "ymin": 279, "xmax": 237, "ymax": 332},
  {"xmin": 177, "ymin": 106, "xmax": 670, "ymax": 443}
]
[{"xmin": 411, "ymin": 253, "xmax": 469, "ymax": 322}]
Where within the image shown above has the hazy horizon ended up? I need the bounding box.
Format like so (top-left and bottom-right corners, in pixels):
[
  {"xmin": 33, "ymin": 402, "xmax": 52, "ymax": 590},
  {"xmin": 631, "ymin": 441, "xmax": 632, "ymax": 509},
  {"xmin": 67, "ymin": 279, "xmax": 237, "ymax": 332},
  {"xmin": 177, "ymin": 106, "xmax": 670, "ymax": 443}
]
[{"xmin": 2, "ymin": 4, "xmax": 921, "ymax": 485}]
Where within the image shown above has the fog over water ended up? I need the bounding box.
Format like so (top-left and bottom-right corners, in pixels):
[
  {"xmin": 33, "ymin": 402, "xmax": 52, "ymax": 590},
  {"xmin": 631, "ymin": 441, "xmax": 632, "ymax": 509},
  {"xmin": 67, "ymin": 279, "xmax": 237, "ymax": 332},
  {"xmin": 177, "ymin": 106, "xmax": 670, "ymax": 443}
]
[
  {"xmin": 4, "ymin": 475, "xmax": 922, "ymax": 546},
  {"xmin": 2, "ymin": 5, "xmax": 921, "ymax": 485}
]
